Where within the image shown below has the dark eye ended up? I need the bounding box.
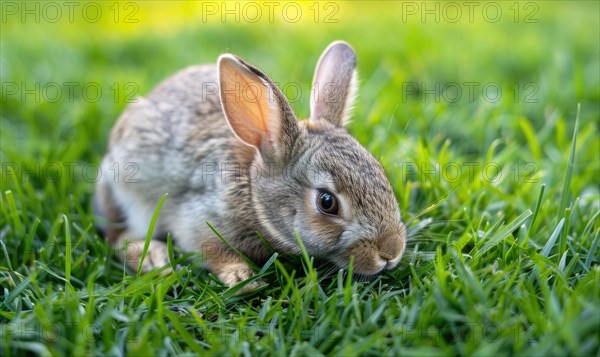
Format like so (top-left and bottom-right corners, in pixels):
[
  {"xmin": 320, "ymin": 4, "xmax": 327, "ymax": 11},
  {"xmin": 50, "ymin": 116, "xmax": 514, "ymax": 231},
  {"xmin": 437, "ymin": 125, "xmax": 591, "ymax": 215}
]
[{"xmin": 317, "ymin": 190, "xmax": 339, "ymax": 216}]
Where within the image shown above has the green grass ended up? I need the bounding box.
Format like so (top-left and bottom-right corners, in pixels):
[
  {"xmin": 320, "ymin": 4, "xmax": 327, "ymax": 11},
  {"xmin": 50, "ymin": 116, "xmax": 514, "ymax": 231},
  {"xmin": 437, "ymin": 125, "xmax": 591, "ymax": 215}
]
[{"xmin": 1, "ymin": 1, "xmax": 599, "ymax": 355}]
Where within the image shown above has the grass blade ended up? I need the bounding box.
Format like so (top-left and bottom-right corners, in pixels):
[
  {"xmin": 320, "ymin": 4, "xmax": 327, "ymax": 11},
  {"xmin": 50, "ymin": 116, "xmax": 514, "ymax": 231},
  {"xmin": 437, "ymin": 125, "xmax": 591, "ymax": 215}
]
[
  {"xmin": 0, "ymin": 240, "xmax": 12, "ymax": 271},
  {"xmin": 137, "ymin": 193, "xmax": 168, "ymax": 277},
  {"xmin": 558, "ymin": 104, "xmax": 580, "ymax": 216},
  {"xmin": 4, "ymin": 190, "xmax": 24, "ymax": 237},
  {"xmin": 525, "ymin": 183, "xmax": 546, "ymax": 243},
  {"xmin": 206, "ymin": 221, "xmax": 258, "ymax": 270},
  {"xmin": 166, "ymin": 232, "xmax": 176, "ymax": 272},
  {"xmin": 541, "ymin": 218, "xmax": 565, "ymax": 257},
  {"xmin": 584, "ymin": 232, "xmax": 599, "ymax": 270},
  {"xmin": 473, "ymin": 210, "xmax": 532, "ymax": 260},
  {"xmin": 22, "ymin": 217, "xmax": 40, "ymax": 266},
  {"xmin": 164, "ymin": 310, "xmax": 209, "ymax": 352},
  {"xmin": 62, "ymin": 214, "xmax": 72, "ymax": 284},
  {"xmin": 577, "ymin": 209, "xmax": 600, "ymax": 250},
  {"xmin": 258, "ymin": 252, "xmax": 279, "ymax": 274},
  {"xmin": 560, "ymin": 205, "xmax": 572, "ymax": 257}
]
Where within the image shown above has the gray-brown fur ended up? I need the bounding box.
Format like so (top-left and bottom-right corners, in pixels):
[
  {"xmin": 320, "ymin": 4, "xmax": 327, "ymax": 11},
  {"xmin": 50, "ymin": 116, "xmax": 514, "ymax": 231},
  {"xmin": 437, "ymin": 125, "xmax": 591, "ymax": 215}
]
[{"xmin": 94, "ymin": 41, "xmax": 406, "ymax": 290}]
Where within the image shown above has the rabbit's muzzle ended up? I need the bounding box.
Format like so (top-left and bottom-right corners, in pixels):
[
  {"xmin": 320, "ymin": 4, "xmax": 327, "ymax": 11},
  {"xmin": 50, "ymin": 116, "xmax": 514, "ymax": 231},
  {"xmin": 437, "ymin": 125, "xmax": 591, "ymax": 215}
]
[{"xmin": 341, "ymin": 224, "xmax": 406, "ymax": 275}]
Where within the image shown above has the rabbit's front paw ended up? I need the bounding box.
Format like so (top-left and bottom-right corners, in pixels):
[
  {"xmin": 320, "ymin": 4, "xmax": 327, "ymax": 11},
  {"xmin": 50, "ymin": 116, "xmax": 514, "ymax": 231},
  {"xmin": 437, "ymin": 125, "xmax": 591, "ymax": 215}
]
[
  {"xmin": 218, "ymin": 263, "xmax": 264, "ymax": 293},
  {"xmin": 118, "ymin": 239, "xmax": 172, "ymax": 274},
  {"xmin": 218, "ymin": 262, "xmax": 254, "ymax": 286}
]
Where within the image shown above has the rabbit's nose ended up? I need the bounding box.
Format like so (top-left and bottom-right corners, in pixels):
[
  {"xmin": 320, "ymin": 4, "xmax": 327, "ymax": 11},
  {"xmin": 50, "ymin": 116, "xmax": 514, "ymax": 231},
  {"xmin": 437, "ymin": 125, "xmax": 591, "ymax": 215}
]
[{"xmin": 377, "ymin": 229, "xmax": 406, "ymax": 264}]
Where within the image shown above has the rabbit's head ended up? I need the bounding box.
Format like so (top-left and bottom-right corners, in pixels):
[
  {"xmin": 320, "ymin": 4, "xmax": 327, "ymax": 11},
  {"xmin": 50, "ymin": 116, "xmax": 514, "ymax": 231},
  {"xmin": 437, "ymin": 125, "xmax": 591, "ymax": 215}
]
[{"xmin": 218, "ymin": 41, "xmax": 406, "ymax": 275}]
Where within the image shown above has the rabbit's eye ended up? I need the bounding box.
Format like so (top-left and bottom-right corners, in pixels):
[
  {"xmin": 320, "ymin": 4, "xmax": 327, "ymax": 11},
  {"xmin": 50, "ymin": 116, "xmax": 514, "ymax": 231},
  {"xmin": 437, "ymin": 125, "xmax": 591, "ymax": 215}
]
[{"xmin": 317, "ymin": 190, "xmax": 339, "ymax": 216}]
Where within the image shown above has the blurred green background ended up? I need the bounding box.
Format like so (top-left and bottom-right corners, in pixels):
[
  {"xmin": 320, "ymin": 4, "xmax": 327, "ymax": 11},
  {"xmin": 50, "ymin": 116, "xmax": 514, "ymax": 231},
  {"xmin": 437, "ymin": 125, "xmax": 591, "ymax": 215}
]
[
  {"xmin": 2, "ymin": 1, "xmax": 599, "ymax": 224},
  {"xmin": 1, "ymin": 1, "xmax": 599, "ymax": 355},
  {"xmin": 2, "ymin": 1, "xmax": 599, "ymax": 201},
  {"xmin": 2, "ymin": 2, "xmax": 598, "ymax": 148}
]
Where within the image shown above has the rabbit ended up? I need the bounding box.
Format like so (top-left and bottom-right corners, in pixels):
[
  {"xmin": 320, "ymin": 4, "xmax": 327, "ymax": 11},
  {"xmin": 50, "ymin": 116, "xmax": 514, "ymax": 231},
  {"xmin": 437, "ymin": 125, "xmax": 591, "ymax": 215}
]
[{"xmin": 94, "ymin": 41, "xmax": 407, "ymax": 290}]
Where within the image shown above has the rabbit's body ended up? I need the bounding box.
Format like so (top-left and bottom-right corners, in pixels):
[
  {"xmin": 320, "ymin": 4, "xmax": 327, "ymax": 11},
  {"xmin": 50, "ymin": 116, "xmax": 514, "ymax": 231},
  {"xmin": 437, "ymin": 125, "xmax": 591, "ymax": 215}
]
[
  {"xmin": 96, "ymin": 42, "xmax": 406, "ymax": 289},
  {"xmin": 98, "ymin": 65, "xmax": 273, "ymax": 281},
  {"xmin": 101, "ymin": 65, "xmax": 242, "ymax": 249}
]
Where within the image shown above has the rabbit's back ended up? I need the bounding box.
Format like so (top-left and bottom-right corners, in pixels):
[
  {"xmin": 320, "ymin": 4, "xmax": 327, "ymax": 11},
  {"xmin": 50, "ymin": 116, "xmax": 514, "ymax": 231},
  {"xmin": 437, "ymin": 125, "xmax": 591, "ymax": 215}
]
[
  {"xmin": 100, "ymin": 65, "xmax": 240, "ymax": 242},
  {"xmin": 107, "ymin": 65, "xmax": 234, "ymax": 195}
]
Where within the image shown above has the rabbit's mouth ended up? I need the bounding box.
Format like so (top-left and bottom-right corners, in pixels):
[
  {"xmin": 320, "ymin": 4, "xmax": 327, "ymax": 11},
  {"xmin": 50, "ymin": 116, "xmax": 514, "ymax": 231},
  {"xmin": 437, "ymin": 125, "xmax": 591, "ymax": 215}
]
[
  {"xmin": 328, "ymin": 253, "xmax": 402, "ymax": 276},
  {"xmin": 384, "ymin": 254, "xmax": 402, "ymax": 270},
  {"xmin": 356, "ymin": 256, "xmax": 400, "ymax": 276},
  {"xmin": 335, "ymin": 235, "xmax": 405, "ymax": 276}
]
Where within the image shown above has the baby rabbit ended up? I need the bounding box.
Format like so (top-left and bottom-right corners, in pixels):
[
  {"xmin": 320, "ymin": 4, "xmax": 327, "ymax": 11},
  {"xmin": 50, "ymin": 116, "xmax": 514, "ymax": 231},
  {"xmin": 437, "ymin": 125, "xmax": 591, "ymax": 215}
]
[{"xmin": 95, "ymin": 41, "xmax": 406, "ymax": 288}]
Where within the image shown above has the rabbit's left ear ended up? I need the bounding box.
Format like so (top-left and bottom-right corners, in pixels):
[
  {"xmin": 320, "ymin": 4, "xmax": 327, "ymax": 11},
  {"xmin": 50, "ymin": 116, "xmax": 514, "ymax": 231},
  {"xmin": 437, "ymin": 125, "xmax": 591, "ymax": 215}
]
[
  {"xmin": 219, "ymin": 54, "xmax": 299, "ymax": 161},
  {"xmin": 310, "ymin": 41, "xmax": 358, "ymax": 127}
]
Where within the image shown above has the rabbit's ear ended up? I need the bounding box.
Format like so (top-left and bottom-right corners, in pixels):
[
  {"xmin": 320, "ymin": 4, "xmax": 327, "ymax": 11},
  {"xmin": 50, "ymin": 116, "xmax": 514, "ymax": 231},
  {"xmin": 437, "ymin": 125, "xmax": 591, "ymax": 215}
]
[
  {"xmin": 310, "ymin": 41, "xmax": 358, "ymax": 127},
  {"xmin": 219, "ymin": 54, "xmax": 298, "ymax": 159}
]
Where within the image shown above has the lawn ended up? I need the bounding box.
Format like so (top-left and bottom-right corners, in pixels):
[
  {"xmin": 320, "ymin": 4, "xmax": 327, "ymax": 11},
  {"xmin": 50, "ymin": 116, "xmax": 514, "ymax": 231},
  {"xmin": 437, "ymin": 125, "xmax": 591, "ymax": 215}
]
[{"xmin": 1, "ymin": 1, "xmax": 599, "ymax": 355}]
